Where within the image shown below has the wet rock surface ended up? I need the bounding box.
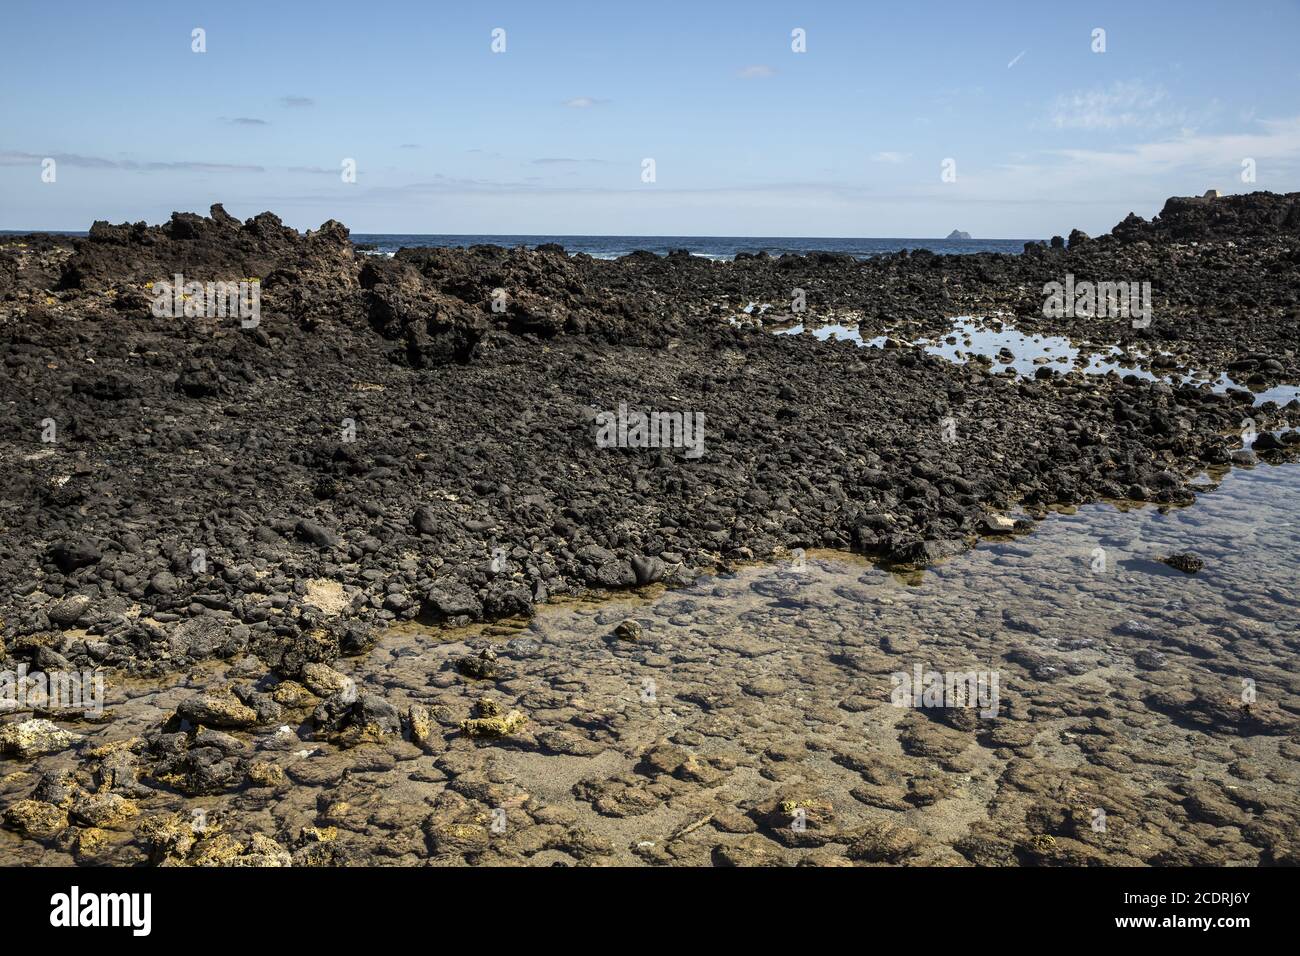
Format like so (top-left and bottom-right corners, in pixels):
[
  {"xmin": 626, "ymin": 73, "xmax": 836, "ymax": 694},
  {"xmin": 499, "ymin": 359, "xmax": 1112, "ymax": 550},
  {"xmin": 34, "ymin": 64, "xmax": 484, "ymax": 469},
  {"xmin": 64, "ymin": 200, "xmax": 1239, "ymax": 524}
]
[
  {"xmin": 1, "ymin": 194, "xmax": 1299, "ymax": 866},
  {"xmin": 0, "ymin": 463, "xmax": 1297, "ymax": 866},
  {"xmin": 3, "ymin": 198, "xmax": 1300, "ymax": 679}
]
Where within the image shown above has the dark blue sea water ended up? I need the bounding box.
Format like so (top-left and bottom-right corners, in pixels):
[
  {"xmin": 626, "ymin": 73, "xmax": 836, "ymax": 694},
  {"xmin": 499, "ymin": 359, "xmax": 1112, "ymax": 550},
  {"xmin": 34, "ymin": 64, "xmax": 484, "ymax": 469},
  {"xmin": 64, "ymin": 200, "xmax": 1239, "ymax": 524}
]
[
  {"xmin": 1, "ymin": 230, "xmax": 1035, "ymax": 262},
  {"xmin": 351, "ymin": 234, "xmax": 1035, "ymax": 261}
]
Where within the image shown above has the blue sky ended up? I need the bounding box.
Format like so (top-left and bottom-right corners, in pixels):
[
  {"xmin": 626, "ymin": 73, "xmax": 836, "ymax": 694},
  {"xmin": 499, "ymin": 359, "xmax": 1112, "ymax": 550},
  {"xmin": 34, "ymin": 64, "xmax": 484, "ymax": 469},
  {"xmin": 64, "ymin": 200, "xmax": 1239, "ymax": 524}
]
[{"xmin": 2, "ymin": 0, "xmax": 1298, "ymax": 236}]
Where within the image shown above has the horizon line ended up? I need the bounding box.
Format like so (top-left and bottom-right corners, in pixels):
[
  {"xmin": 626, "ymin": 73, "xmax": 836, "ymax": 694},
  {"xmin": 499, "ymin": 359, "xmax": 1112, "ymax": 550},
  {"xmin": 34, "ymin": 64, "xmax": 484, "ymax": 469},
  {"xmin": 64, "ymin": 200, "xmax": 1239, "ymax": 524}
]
[{"xmin": 0, "ymin": 228, "xmax": 1042, "ymax": 242}]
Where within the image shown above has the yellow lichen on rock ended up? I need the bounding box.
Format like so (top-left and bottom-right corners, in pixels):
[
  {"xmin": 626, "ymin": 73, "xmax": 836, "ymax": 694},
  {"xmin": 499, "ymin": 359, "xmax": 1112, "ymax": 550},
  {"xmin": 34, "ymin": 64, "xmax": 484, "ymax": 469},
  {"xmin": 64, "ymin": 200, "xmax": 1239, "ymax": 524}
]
[
  {"xmin": 4, "ymin": 799, "xmax": 68, "ymax": 838},
  {"xmin": 459, "ymin": 697, "xmax": 527, "ymax": 738},
  {"xmin": 247, "ymin": 762, "xmax": 286, "ymax": 787}
]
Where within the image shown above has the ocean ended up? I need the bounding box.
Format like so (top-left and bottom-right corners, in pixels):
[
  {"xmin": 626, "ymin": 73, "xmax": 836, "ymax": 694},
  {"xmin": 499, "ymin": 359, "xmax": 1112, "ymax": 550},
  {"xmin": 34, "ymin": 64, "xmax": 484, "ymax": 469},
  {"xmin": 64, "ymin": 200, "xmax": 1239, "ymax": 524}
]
[
  {"xmin": 2, "ymin": 230, "xmax": 1034, "ymax": 261},
  {"xmin": 350, "ymin": 234, "xmax": 1035, "ymax": 260}
]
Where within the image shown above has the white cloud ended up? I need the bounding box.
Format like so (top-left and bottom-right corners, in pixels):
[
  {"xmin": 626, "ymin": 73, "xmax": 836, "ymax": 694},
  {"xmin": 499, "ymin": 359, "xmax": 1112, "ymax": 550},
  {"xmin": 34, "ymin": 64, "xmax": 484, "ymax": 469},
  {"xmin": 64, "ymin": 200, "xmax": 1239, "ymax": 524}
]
[
  {"xmin": 1049, "ymin": 81, "xmax": 1202, "ymax": 131},
  {"xmin": 1036, "ymin": 117, "xmax": 1300, "ymax": 180},
  {"xmin": 872, "ymin": 151, "xmax": 911, "ymax": 164},
  {"xmin": 737, "ymin": 65, "xmax": 776, "ymax": 79},
  {"xmin": 0, "ymin": 150, "xmax": 265, "ymax": 173}
]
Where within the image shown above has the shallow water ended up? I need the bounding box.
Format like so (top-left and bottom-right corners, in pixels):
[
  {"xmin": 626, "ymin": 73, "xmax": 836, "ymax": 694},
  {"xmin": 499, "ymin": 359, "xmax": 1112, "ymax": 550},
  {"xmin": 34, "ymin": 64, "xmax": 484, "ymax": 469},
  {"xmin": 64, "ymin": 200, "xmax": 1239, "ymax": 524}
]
[
  {"xmin": 775, "ymin": 322, "xmax": 884, "ymax": 348},
  {"xmin": 776, "ymin": 317, "xmax": 1300, "ymax": 407},
  {"xmin": 3, "ymin": 456, "xmax": 1297, "ymax": 866}
]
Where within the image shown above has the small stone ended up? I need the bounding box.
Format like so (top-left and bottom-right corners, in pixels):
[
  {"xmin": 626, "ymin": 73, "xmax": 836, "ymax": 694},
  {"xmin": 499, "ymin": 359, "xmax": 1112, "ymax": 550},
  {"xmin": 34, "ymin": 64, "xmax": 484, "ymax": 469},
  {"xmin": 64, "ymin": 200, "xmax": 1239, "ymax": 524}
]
[
  {"xmin": 675, "ymin": 754, "xmax": 725, "ymax": 786},
  {"xmin": 49, "ymin": 541, "xmax": 101, "ymax": 573},
  {"xmin": 1161, "ymin": 552, "xmax": 1204, "ymax": 574},
  {"xmin": 295, "ymin": 519, "xmax": 339, "ymax": 549},
  {"xmin": 424, "ymin": 821, "xmax": 489, "ymax": 856},
  {"xmin": 135, "ymin": 812, "xmax": 199, "ymax": 863},
  {"xmin": 1115, "ymin": 619, "xmax": 1159, "ymax": 638},
  {"xmin": 0, "ymin": 719, "xmax": 77, "ymax": 759},
  {"xmin": 176, "ymin": 694, "xmax": 260, "ymax": 729},
  {"xmin": 980, "ymin": 514, "xmax": 1017, "ymax": 534},
  {"xmin": 35, "ymin": 645, "xmax": 73, "ymax": 671},
  {"xmin": 503, "ymin": 637, "xmax": 541, "ymax": 658},
  {"xmin": 69, "ymin": 791, "xmax": 139, "ymax": 828},
  {"xmin": 411, "ymin": 507, "xmax": 440, "ymax": 536},
  {"xmin": 459, "ymin": 698, "xmax": 526, "ymax": 738},
  {"xmin": 630, "ymin": 556, "xmax": 665, "ymax": 586},
  {"xmin": 613, "ymin": 619, "xmax": 643, "ymax": 642},
  {"xmin": 743, "ymin": 677, "xmax": 786, "ymax": 698},
  {"xmin": 247, "ymin": 762, "xmax": 286, "ymax": 787},
  {"xmin": 382, "ymin": 592, "xmax": 412, "ymax": 613},
  {"xmin": 407, "ymin": 704, "xmax": 434, "ymax": 749},
  {"xmin": 422, "ymin": 582, "xmax": 482, "ymax": 619},
  {"xmin": 299, "ymin": 662, "xmax": 353, "ymax": 698},
  {"xmin": 755, "ymin": 795, "xmax": 836, "ymax": 847},
  {"xmin": 640, "ymin": 743, "xmax": 689, "ymax": 776},
  {"xmin": 47, "ymin": 594, "xmax": 92, "ymax": 626},
  {"xmin": 299, "ymin": 825, "xmax": 337, "ymax": 845},
  {"xmin": 846, "ymin": 820, "xmax": 923, "ymax": 862},
  {"xmin": 189, "ymin": 832, "xmax": 291, "ymax": 867},
  {"xmin": 711, "ymin": 810, "xmax": 758, "ymax": 834},
  {"xmin": 1133, "ymin": 649, "xmax": 1167, "ymax": 671},
  {"xmin": 713, "ymin": 837, "xmax": 779, "ymax": 867},
  {"xmin": 73, "ymin": 827, "xmax": 108, "ymax": 859},
  {"xmin": 536, "ymin": 730, "xmax": 603, "ymax": 756},
  {"xmin": 455, "ymin": 649, "xmax": 499, "ymax": 680},
  {"xmin": 148, "ymin": 571, "xmax": 180, "ymax": 595},
  {"xmin": 4, "ymin": 799, "xmax": 68, "ymax": 838},
  {"xmin": 270, "ymin": 680, "xmax": 316, "ymax": 708},
  {"xmin": 32, "ymin": 770, "xmax": 76, "ymax": 807}
]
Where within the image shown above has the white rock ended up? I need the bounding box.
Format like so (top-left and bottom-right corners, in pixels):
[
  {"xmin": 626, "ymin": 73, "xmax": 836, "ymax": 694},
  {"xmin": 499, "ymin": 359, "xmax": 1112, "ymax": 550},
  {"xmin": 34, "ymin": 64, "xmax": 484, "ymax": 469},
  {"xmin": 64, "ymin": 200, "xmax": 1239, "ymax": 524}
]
[{"xmin": 981, "ymin": 514, "xmax": 1017, "ymax": 534}]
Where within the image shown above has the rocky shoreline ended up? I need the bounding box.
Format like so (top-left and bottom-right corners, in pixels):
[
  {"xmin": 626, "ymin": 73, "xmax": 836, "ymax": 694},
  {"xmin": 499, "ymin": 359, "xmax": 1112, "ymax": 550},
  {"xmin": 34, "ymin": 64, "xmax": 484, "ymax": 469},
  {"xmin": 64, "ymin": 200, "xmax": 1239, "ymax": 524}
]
[{"xmin": 1, "ymin": 192, "xmax": 1298, "ymax": 865}]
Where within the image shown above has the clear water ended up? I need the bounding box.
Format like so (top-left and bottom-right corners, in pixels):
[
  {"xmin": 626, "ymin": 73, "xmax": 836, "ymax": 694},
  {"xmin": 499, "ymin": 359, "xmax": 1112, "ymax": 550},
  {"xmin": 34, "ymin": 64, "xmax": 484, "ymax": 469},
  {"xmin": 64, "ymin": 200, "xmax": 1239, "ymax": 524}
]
[
  {"xmin": 4, "ymin": 457, "xmax": 1298, "ymax": 866},
  {"xmin": 777, "ymin": 317, "xmax": 1300, "ymax": 408}
]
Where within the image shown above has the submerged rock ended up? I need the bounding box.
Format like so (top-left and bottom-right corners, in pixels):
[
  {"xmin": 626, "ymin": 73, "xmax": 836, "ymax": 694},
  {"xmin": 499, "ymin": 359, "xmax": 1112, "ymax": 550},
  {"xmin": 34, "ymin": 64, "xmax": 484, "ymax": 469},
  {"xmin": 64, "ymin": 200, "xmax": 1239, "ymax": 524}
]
[
  {"xmin": 1160, "ymin": 552, "xmax": 1204, "ymax": 574},
  {"xmin": 455, "ymin": 649, "xmax": 499, "ymax": 680},
  {"xmin": 2, "ymin": 192, "xmax": 1300, "ymax": 868},
  {"xmin": 613, "ymin": 619, "xmax": 643, "ymax": 642},
  {"xmin": 312, "ymin": 691, "xmax": 400, "ymax": 745},
  {"xmin": 1146, "ymin": 689, "xmax": 1298, "ymax": 736},
  {"xmin": 459, "ymin": 698, "xmax": 526, "ymax": 738}
]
